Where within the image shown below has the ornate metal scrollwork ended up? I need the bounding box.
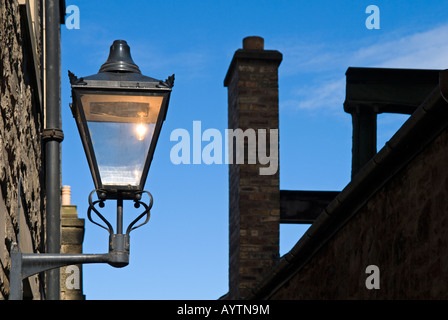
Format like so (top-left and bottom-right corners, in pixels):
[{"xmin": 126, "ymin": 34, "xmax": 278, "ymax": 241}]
[{"xmin": 87, "ymin": 189, "xmax": 153, "ymax": 236}]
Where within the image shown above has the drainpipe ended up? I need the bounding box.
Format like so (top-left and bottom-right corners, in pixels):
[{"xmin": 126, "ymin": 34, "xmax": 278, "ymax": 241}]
[{"xmin": 44, "ymin": 0, "xmax": 63, "ymax": 300}]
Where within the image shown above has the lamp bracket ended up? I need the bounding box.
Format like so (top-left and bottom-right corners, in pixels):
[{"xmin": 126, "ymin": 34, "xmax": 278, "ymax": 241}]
[
  {"xmin": 9, "ymin": 187, "xmax": 153, "ymax": 299},
  {"xmin": 87, "ymin": 189, "xmax": 153, "ymax": 236}
]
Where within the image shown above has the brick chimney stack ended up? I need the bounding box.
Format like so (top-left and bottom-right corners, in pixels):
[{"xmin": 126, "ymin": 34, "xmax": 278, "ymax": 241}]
[{"xmin": 224, "ymin": 36, "xmax": 282, "ymax": 299}]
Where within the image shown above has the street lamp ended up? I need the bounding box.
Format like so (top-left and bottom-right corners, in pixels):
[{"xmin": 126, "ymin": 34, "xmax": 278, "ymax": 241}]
[
  {"xmin": 69, "ymin": 40, "xmax": 173, "ymax": 201},
  {"xmin": 10, "ymin": 40, "xmax": 174, "ymax": 299}
]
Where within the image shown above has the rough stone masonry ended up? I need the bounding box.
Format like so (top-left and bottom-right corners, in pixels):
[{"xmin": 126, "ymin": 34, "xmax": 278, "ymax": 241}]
[{"xmin": 0, "ymin": 0, "xmax": 45, "ymax": 299}]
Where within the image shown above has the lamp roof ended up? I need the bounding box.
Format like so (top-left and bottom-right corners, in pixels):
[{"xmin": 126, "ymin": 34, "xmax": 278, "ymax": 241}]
[
  {"xmin": 99, "ymin": 40, "xmax": 141, "ymax": 73},
  {"xmin": 69, "ymin": 40, "xmax": 174, "ymax": 90}
]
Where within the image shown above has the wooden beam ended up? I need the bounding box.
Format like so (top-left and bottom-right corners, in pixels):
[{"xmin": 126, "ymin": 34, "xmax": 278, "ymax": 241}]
[
  {"xmin": 344, "ymin": 67, "xmax": 440, "ymax": 115},
  {"xmin": 280, "ymin": 190, "xmax": 339, "ymax": 224}
]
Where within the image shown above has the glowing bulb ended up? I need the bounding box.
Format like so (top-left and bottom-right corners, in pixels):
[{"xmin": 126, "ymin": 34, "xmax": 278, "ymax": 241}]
[
  {"xmin": 136, "ymin": 122, "xmax": 147, "ymax": 141},
  {"xmin": 135, "ymin": 111, "xmax": 148, "ymax": 141}
]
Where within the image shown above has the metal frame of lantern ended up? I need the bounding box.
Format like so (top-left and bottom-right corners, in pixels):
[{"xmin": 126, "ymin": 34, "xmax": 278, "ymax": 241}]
[{"xmin": 68, "ymin": 40, "xmax": 174, "ymax": 201}]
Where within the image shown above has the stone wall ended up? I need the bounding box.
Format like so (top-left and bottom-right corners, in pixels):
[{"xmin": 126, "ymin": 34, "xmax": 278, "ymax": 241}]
[
  {"xmin": 272, "ymin": 127, "xmax": 448, "ymax": 299},
  {"xmin": 0, "ymin": 0, "xmax": 45, "ymax": 299}
]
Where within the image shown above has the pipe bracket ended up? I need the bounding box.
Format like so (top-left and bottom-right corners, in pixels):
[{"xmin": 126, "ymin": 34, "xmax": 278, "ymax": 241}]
[{"xmin": 41, "ymin": 128, "xmax": 64, "ymax": 142}]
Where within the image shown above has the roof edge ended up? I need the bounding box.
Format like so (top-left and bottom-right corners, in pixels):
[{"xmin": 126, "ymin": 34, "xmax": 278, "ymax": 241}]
[{"xmin": 247, "ymin": 70, "xmax": 448, "ymax": 300}]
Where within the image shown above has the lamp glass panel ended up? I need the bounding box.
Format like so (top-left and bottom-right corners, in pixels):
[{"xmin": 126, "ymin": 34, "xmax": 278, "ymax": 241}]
[{"xmin": 80, "ymin": 93, "xmax": 163, "ymax": 187}]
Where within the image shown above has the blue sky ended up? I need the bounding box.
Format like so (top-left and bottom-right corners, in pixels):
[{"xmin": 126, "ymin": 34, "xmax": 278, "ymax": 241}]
[{"xmin": 60, "ymin": 1, "xmax": 448, "ymax": 299}]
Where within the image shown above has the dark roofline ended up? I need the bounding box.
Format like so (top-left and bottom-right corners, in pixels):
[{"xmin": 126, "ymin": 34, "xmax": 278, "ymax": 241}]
[
  {"xmin": 246, "ymin": 69, "xmax": 448, "ymax": 300},
  {"xmin": 344, "ymin": 67, "xmax": 440, "ymax": 114}
]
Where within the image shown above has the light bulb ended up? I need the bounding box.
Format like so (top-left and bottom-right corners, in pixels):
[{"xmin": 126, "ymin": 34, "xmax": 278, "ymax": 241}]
[{"xmin": 136, "ymin": 122, "xmax": 147, "ymax": 141}]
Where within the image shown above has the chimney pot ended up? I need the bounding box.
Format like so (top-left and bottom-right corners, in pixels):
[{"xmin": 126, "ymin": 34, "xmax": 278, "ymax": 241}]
[
  {"xmin": 243, "ymin": 36, "xmax": 264, "ymax": 50},
  {"xmin": 62, "ymin": 185, "xmax": 71, "ymax": 206}
]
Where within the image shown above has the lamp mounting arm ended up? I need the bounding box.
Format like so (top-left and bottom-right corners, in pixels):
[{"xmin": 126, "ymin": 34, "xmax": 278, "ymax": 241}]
[{"xmin": 9, "ymin": 189, "xmax": 154, "ymax": 300}]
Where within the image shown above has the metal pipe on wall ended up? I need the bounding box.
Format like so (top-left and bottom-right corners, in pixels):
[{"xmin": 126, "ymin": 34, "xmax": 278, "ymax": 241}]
[{"xmin": 44, "ymin": 0, "xmax": 62, "ymax": 300}]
